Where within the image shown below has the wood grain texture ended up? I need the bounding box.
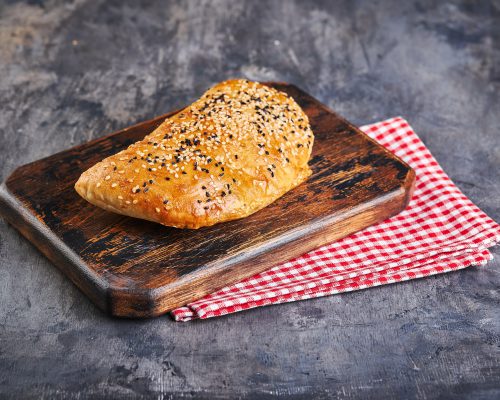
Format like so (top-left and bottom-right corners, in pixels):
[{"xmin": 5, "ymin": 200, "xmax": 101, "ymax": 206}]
[{"xmin": 0, "ymin": 83, "xmax": 414, "ymax": 317}]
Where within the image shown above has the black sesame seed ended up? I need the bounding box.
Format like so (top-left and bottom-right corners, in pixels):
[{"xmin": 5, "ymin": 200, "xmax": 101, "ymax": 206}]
[
  {"xmin": 221, "ymin": 191, "xmax": 226, "ymax": 197},
  {"xmin": 206, "ymin": 191, "xmax": 210, "ymax": 197},
  {"xmin": 165, "ymin": 177, "xmax": 170, "ymax": 181},
  {"xmin": 265, "ymin": 151, "xmax": 269, "ymax": 155},
  {"xmin": 149, "ymin": 179, "xmax": 153, "ymax": 184},
  {"xmin": 143, "ymin": 182, "xmax": 147, "ymax": 187},
  {"xmin": 197, "ymin": 200, "xmax": 202, "ymax": 204},
  {"xmin": 182, "ymin": 171, "xmax": 187, "ymax": 175},
  {"xmin": 219, "ymin": 173, "xmax": 224, "ymax": 177},
  {"xmin": 143, "ymin": 187, "xmax": 149, "ymax": 193},
  {"xmin": 113, "ymin": 166, "xmax": 117, "ymax": 171},
  {"xmin": 163, "ymin": 200, "xmax": 169, "ymax": 204}
]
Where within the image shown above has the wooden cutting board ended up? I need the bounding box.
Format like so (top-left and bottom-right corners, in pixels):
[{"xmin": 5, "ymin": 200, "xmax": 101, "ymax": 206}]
[{"xmin": 0, "ymin": 83, "xmax": 415, "ymax": 318}]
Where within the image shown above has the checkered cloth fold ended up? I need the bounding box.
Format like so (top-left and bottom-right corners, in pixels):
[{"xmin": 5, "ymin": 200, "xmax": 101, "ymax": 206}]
[{"xmin": 171, "ymin": 117, "xmax": 500, "ymax": 322}]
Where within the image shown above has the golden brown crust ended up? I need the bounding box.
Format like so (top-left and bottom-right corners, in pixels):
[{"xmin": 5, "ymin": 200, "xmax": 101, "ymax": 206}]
[{"xmin": 75, "ymin": 79, "xmax": 314, "ymax": 229}]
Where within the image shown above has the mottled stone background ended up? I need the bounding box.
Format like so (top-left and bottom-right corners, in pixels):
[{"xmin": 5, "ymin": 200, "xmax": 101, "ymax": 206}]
[{"xmin": 0, "ymin": 0, "xmax": 499, "ymax": 399}]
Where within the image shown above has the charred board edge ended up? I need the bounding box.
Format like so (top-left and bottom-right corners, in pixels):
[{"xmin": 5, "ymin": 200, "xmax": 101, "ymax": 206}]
[{"xmin": 0, "ymin": 183, "xmax": 109, "ymax": 314}]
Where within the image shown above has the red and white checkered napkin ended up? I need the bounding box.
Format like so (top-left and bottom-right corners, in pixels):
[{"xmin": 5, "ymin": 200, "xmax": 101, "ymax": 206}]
[{"xmin": 172, "ymin": 117, "xmax": 500, "ymax": 322}]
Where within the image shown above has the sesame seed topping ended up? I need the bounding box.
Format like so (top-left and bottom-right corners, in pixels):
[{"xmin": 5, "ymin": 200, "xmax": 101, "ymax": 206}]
[{"xmin": 102, "ymin": 80, "xmax": 312, "ymax": 217}]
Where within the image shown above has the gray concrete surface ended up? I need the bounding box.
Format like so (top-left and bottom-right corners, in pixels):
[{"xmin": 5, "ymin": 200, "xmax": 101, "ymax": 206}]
[{"xmin": 0, "ymin": 0, "xmax": 499, "ymax": 398}]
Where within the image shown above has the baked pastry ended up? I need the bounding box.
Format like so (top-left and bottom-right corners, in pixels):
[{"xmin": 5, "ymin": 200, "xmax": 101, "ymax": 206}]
[{"xmin": 75, "ymin": 79, "xmax": 314, "ymax": 229}]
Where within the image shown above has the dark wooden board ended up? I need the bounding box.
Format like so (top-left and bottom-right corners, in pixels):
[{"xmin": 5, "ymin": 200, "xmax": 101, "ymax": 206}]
[{"xmin": 0, "ymin": 83, "xmax": 415, "ymax": 318}]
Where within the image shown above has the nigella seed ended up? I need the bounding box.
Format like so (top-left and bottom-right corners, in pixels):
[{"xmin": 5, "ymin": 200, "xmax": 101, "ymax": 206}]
[
  {"xmin": 202, "ymin": 186, "xmax": 207, "ymax": 190},
  {"xmin": 182, "ymin": 171, "xmax": 187, "ymax": 175},
  {"xmin": 221, "ymin": 191, "xmax": 226, "ymax": 197},
  {"xmin": 165, "ymin": 177, "xmax": 170, "ymax": 181},
  {"xmin": 163, "ymin": 200, "xmax": 169, "ymax": 204},
  {"xmin": 143, "ymin": 182, "xmax": 147, "ymax": 187},
  {"xmin": 149, "ymin": 180, "xmax": 153, "ymax": 184},
  {"xmin": 197, "ymin": 200, "xmax": 202, "ymax": 204},
  {"xmin": 206, "ymin": 191, "xmax": 210, "ymax": 197},
  {"xmin": 143, "ymin": 187, "xmax": 149, "ymax": 193}
]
